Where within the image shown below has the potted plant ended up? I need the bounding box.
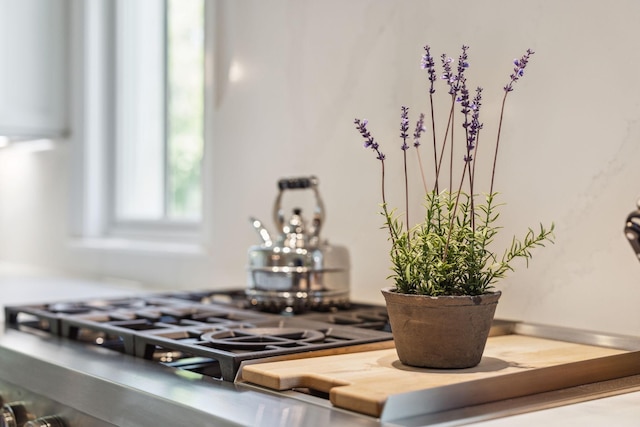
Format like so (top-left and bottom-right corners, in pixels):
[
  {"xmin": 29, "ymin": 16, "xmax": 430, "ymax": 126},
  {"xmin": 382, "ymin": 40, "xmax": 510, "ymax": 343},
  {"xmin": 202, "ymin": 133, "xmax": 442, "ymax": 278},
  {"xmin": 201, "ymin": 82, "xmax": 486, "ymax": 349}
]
[{"xmin": 354, "ymin": 45, "xmax": 554, "ymax": 369}]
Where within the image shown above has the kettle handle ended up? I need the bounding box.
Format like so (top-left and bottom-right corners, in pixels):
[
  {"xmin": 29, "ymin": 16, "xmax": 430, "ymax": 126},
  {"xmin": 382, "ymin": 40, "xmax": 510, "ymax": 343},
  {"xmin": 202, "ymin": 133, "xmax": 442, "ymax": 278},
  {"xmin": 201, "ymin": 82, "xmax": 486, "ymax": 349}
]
[{"xmin": 273, "ymin": 176, "xmax": 325, "ymax": 241}]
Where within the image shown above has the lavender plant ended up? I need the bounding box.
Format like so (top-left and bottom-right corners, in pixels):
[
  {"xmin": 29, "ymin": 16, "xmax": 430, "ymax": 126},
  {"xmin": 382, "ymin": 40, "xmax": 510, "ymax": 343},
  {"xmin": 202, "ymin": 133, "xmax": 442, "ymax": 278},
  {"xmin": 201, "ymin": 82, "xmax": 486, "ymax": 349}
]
[{"xmin": 355, "ymin": 45, "xmax": 554, "ymax": 296}]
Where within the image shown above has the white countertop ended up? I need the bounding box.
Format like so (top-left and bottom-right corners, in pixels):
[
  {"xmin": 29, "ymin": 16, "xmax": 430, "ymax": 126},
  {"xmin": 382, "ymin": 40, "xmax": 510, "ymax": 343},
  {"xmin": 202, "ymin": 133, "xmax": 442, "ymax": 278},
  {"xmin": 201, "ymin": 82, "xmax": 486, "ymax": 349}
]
[{"xmin": 472, "ymin": 392, "xmax": 640, "ymax": 427}]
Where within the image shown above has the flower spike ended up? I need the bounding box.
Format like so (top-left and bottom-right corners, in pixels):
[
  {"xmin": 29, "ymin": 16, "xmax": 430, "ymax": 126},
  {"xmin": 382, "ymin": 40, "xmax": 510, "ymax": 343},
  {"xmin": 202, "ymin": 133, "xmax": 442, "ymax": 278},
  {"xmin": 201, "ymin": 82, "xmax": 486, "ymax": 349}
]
[
  {"xmin": 400, "ymin": 106, "xmax": 410, "ymax": 151},
  {"xmin": 504, "ymin": 49, "xmax": 535, "ymax": 92}
]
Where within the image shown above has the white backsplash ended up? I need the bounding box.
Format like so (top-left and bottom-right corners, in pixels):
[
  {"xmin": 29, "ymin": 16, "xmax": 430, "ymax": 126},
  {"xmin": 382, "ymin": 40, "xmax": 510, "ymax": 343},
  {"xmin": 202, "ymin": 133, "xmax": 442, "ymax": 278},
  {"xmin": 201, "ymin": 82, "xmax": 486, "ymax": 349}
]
[{"xmin": 1, "ymin": 0, "xmax": 640, "ymax": 336}]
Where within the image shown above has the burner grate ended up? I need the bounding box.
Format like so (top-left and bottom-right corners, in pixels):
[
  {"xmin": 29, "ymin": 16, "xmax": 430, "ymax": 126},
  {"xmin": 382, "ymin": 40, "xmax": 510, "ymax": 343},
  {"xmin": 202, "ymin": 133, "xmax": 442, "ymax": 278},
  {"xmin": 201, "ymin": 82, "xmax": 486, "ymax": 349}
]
[{"xmin": 4, "ymin": 290, "xmax": 394, "ymax": 381}]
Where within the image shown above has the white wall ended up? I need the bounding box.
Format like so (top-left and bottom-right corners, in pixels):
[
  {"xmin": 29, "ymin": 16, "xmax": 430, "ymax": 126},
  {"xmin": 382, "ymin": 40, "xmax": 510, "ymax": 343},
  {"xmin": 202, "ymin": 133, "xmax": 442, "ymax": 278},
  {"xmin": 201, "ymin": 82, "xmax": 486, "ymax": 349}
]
[{"xmin": 2, "ymin": 0, "xmax": 640, "ymax": 336}]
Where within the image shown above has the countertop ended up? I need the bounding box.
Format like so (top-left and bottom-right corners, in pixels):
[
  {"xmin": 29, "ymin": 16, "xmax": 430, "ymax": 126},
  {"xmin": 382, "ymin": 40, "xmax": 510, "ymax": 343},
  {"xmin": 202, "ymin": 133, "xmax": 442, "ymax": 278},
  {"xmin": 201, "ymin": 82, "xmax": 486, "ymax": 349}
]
[{"xmin": 1, "ymin": 266, "xmax": 640, "ymax": 426}]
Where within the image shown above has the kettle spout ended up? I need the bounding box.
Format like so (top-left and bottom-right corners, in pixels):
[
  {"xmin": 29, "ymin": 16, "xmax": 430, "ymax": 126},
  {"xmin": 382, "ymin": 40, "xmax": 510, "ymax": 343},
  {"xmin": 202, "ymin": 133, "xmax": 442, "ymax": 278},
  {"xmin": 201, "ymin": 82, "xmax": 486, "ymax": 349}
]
[{"xmin": 250, "ymin": 217, "xmax": 273, "ymax": 246}]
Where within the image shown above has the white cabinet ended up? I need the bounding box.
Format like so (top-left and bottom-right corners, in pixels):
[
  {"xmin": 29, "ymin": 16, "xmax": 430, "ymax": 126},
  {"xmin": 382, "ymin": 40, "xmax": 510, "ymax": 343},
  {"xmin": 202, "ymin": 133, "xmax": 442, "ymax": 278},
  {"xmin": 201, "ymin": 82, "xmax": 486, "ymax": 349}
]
[{"xmin": 0, "ymin": 0, "xmax": 67, "ymax": 138}]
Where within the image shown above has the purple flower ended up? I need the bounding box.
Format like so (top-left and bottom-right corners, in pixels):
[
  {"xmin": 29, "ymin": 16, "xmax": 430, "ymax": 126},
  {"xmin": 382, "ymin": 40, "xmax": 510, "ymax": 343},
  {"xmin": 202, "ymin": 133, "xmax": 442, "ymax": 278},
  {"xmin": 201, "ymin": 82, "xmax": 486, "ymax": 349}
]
[
  {"xmin": 441, "ymin": 54, "xmax": 456, "ymax": 95},
  {"xmin": 442, "ymin": 46, "xmax": 469, "ymax": 96},
  {"xmin": 400, "ymin": 106, "xmax": 410, "ymax": 151},
  {"xmin": 455, "ymin": 46, "xmax": 470, "ymax": 94},
  {"xmin": 354, "ymin": 118, "xmax": 385, "ymax": 160},
  {"xmin": 504, "ymin": 48, "xmax": 534, "ymax": 92},
  {"xmin": 413, "ymin": 113, "xmax": 426, "ymax": 147},
  {"xmin": 466, "ymin": 87, "xmax": 483, "ymax": 152},
  {"xmin": 421, "ymin": 45, "xmax": 437, "ymax": 94},
  {"xmin": 457, "ymin": 45, "xmax": 470, "ymax": 75},
  {"xmin": 458, "ymin": 76, "xmax": 470, "ymax": 113}
]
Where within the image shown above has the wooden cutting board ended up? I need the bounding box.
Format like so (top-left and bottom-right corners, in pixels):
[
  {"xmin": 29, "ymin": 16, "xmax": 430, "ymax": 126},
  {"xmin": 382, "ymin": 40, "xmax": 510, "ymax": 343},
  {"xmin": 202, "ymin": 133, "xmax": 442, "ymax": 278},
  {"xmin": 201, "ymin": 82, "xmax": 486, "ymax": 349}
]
[{"xmin": 240, "ymin": 334, "xmax": 640, "ymax": 418}]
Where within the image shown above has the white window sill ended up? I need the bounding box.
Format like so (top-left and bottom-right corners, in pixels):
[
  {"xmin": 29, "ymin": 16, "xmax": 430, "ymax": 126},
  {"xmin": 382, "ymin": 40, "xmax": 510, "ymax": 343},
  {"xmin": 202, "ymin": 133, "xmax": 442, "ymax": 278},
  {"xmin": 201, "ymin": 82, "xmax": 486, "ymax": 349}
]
[{"xmin": 68, "ymin": 237, "xmax": 209, "ymax": 257}]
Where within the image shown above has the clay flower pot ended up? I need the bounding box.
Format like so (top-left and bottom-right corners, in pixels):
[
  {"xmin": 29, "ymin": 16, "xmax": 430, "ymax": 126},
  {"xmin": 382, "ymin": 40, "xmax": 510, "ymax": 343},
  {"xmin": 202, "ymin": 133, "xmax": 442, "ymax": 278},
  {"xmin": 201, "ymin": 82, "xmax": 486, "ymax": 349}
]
[{"xmin": 381, "ymin": 287, "xmax": 501, "ymax": 369}]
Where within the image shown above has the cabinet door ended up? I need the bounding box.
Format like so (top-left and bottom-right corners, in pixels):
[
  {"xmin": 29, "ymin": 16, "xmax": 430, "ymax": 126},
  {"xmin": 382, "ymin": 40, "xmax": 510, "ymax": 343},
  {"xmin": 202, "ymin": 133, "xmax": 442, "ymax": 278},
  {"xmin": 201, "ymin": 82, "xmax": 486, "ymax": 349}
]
[{"xmin": 0, "ymin": 0, "xmax": 67, "ymax": 138}]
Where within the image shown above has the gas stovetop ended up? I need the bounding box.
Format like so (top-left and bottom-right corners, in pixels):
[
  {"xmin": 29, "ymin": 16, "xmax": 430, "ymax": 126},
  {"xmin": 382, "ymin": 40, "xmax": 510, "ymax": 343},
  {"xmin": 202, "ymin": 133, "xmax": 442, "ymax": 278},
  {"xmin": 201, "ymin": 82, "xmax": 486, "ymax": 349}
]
[{"xmin": 4, "ymin": 289, "xmax": 393, "ymax": 381}]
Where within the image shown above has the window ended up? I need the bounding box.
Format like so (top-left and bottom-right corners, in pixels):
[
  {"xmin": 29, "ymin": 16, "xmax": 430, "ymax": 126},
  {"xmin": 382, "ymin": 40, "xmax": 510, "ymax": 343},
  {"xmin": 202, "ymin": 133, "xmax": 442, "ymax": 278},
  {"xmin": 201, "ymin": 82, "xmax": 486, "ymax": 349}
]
[
  {"xmin": 72, "ymin": 0, "xmax": 209, "ymax": 248},
  {"xmin": 114, "ymin": 0, "xmax": 204, "ymax": 225}
]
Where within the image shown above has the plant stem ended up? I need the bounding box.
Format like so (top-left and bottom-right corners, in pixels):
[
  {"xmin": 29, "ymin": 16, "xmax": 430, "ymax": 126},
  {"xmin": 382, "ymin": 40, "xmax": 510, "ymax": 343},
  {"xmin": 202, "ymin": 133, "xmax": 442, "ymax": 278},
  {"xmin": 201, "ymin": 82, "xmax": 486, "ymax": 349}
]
[
  {"xmin": 449, "ymin": 112, "xmax": 454, "ymax": 192},
  {"xmin": 379, "ymin": 159, "xmax": 399, "ymax": 248},
  {"xmin": 380, "ymin": 158, "xmax": 393, "ymax": 228},
  {"xmin": 429, "ymin": 93, "xmax": 438, "ymax": 194},
  {"xmin": 468, "ymin": 161, "xmax": 475, "ymax": 232},
  {"xmin": 471, "ymin": 130, "xmax": 481, "ymax": 191},
  {"xmin": 490, "ymin": 91, "xmax": 509, "ymax": 194},
  {"xmin": 415, "ymin": 149, "xmax": 428, "ymax": 195},
  {"xmin": 435, "ymin": 96, "xmax": 455, "ymax": 191},
  {"xmin": 461, "ymin": 100, "xmax": 475, "ymax": 233},
  {"xmin": 443, "ymin": 167, "xmax": 468, "ymax": 261},
  {"xmin": 403, "ymin": 149, "xmax": 410, "ymax": 238},
  {"xmin": 467, "ymin": 129, "xmax": 478, "ymax": 233}
]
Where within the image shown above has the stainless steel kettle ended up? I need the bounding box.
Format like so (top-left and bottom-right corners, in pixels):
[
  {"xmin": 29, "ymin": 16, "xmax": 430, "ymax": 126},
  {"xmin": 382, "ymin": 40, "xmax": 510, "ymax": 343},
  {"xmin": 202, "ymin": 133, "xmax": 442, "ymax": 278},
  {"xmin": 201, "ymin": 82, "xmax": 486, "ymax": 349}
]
[
  {"xmin": 625, "ymin": 198, "xmax": 640, "ymax": 259},
  {"xmin": 247, "ymin": 176, "xmax": 350, "ymax": 312}
]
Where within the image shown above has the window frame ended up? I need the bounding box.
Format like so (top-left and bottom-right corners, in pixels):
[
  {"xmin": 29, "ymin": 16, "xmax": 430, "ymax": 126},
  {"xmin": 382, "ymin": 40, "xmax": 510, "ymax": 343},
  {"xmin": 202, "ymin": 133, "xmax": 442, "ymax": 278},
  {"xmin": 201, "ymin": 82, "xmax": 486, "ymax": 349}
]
[{"xmin": 70, "ymin": 0, "xmax": 213, "ymax": 252}]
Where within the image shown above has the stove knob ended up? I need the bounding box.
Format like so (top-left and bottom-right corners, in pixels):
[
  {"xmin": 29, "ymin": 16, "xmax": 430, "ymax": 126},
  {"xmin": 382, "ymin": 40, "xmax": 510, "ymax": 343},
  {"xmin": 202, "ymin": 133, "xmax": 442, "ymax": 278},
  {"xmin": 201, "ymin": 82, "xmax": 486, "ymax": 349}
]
[
  {"xmin": 25, "ymin": 416, "xmax": 67, "ymax": 427},
  {"xmin": 0, "ymin": 402, "xmax": 33, "ymax": 427}
]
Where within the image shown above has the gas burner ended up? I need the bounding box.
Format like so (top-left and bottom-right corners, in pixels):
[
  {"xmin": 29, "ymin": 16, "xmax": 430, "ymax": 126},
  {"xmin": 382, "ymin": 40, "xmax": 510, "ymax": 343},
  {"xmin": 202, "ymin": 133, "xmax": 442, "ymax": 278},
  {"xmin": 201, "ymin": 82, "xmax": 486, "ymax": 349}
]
[
  {"xmin": 132, "ymin": 317, "xmax": 392, "ymax": 380},
  {"xmin": 160, "ymin": 289, "xmax": 252, "ymax": 309},
  {"xmin": 47, "ymin": 302, "xmax": 92, "ymax": 315},
  {"xmin": 200, "ymin": 328, "xmax": 326, "ymax": 350},
  {"xmin": 246, "ymin": 289, "xmax": 351, "ymax": 314},
  {"xmin": 303, "ymin": 305, "xmax": 391, "ymax": 331}
]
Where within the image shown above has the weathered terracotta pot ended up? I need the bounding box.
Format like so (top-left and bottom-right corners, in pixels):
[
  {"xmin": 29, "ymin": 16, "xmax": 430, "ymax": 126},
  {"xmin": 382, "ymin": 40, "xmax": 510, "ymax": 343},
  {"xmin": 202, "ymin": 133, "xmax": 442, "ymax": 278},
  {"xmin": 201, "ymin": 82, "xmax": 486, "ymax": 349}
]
[{"xmin": 381, "ymin": 287, "xmax": 501, "ymax": 369}]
